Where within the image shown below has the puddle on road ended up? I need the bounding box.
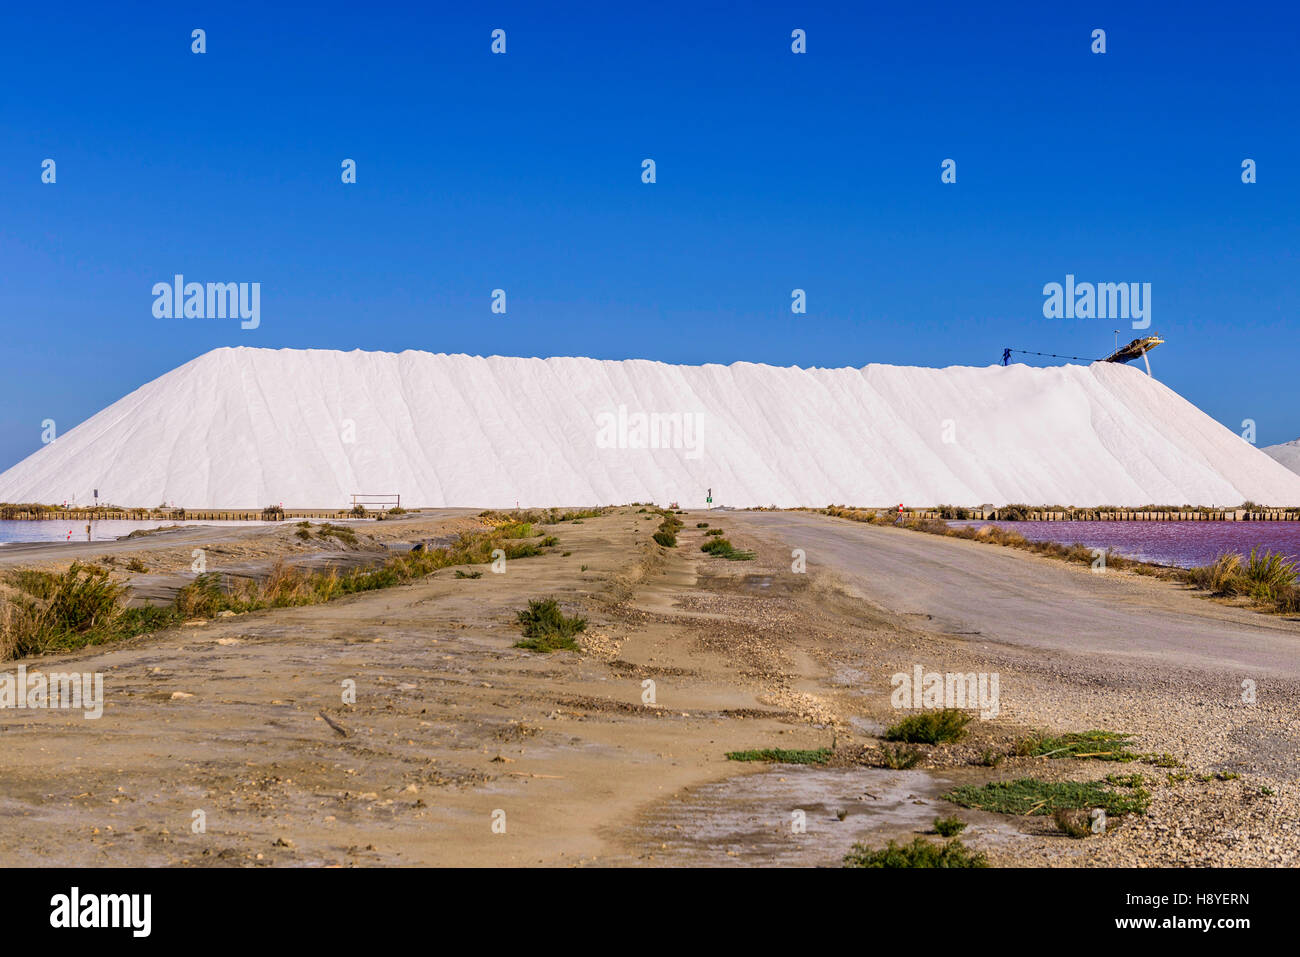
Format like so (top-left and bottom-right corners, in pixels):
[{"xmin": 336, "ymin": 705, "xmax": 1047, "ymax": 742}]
[{"xmin": 634, "ymin": 765, "xmax": 1026, "ymax": 866}]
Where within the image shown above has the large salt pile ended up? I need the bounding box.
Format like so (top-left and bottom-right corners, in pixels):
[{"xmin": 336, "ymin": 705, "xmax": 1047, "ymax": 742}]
[
  {"xmin": 1262, "ymin": 439, "xmax": 1300, "ymax": 477},
  {"xmin": 2, "ymin": 347, "xmax": 1298, "ymax": 508}
]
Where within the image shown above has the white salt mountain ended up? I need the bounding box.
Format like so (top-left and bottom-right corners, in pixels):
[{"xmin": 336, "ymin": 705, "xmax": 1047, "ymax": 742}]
[
  {"xmin": 1262, "ymin": 439, "xmax": 1300, "ymax": 477},
  {"xmin": 3, "ymin": 347, "xmax": 1299, "ymax": 509}
]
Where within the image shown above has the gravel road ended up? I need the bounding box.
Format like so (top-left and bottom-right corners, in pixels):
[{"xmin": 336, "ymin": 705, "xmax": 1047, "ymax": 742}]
[{"xmin": 729, "ymin": 510, "xmax": 1300, "ymax": 679}]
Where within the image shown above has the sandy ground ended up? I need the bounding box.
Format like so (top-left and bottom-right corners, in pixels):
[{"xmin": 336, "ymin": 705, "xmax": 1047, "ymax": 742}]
[{"xmin": 1, "ymin": 508, "xmax": 1296, "ymax": 866}]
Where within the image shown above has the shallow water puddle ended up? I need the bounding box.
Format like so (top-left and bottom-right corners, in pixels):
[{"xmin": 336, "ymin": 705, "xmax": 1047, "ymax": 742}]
[{"xmin": 635, "ymin": 765, "xmax": 1024, "ymax": 866}]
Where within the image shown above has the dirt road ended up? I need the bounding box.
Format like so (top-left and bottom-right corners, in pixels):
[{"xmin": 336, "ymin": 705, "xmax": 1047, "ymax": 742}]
[{"xmin": 2, "ymin": 508, "xmax": 1296, "ymax": 867}]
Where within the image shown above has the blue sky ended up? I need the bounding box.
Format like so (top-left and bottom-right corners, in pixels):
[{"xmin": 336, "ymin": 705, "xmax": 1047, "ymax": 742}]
[{"xmin": 2, "ymin": 1, "xmax": 1297, "ymax": 471}]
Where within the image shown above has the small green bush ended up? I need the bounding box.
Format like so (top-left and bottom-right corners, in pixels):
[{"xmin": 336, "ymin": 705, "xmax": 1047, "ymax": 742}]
[
  {"xmin": 844, "ymin": 837, "xmax": 987, "ymax": 868},
  {"xmin": 878, "ymin": 744, "xmax": 923, "ymax": 769},
  {"xmin": 933, "ymin": 816, "xmax": 967, "ymax": 837},
  {"xmin": 884, "ymin": 709, "xmax": 972, "ymax": 744},
  {"xmin": 700, "ymin": 537, "xmax": 755, "ymax": 560},
  {"xmin": 514, "ymin": 598, "xmax": 587, "ymax": 652}
]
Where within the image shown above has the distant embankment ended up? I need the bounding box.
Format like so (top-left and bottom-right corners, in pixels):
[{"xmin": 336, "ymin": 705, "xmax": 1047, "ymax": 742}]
[
  {"xmin": 0, "ymin": 506, "xmax": 357, "ymax": 522},
  {"xmin": 9, "ymin": 504, "xmax": 1300, "ymax": 522},
  {"xmin": 834, "ymin": 505, "xmax": 1300, "ymax": 522}
]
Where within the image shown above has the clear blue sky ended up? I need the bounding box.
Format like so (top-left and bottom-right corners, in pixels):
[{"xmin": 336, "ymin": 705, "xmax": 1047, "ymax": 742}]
[{"xmin": 2, "ymin": 0, "xmax": 1297, "ymax": 472}]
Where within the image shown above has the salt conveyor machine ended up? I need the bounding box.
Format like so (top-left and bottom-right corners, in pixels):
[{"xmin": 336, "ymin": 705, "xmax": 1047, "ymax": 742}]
[
  {"xmin": 1101, "ymin": 334, "xmax": 1164, "ymax": 375},
  {"xmin": 1001, "ymin": 334, "xmax": 1165, "ymax": 375}
]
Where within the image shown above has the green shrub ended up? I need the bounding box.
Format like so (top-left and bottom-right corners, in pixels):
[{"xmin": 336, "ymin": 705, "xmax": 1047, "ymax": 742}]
[
  {"xmin": 4, "ymin": 521, "xmax": 555, "ymax": 661},
  {"xmin": 884, "ymin": 709, "xmax": 972, "ymax": 744},
  {"xmin": 514, "ymin": 598, "xmax": 587, "ymax": 652},
  {"xmin": 933, "ymin": 816, "xmax": 967, "ymax": 837},
  {"xmin": 3, "ymin": 562, "xmax": 172, "ymax": 658},
  {"xmin": 844, "ymin": 837, "xmax": 987, "ymax": 868},
  {"xmin": 700, "ymin": 537, "xmax": 755, "ymax": 560},
  {"xmin": 176, "ymin": 573, "xmax": 234, "ymax": 618},
  {"xmin": 1186, "ymin": 551, "xmax": 1244, "ymax": 594},
  {"xmin": 314, "ymin": 523, "xmax": 358, "ymax": 545},
  {"xmin": 1244, "ymin": 548, "xmax": 1299, "ymax": 596},
  {"xmin": 41, "ymin": 563, "xmax": 124, "ymax": 635},
  {"xmin": 878, "ymin": 744, "xmax": 923, "ymax": 769}
]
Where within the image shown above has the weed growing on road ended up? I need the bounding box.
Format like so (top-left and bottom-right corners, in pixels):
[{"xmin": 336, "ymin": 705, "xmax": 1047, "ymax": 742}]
[
  {"xmin": 884, "ymin": 708, "xmax": 972, "ymax": 744},
  {"xmin": 1018, "ymin": 730, "xmax": 1183, "ymax": 767},
  {"xmin": 946, "ymin": 777, "xmax": 1150, "ymax": 816},
  {"xmin": 1052, "ymin": 808, "xmax": 1095, "ymax": 837},
  {"xmin": 700, "ymin": 537, "xmax": 755, "ymax": 561},
  {"xmin": 478, "ymin": 507, "xmax": 604, "ymax": 526},
  {"xmin": 514, "ymin": 598, "xmax": 587, "ymax": 652},
  {"xmin": 933, "ymin": 815, "xmax": 966, "ymax": 837},
  {"xmin": 877, "ymin": 744, "xmax": 923, "ymax": 768},
  {"xmin": 725, "ymin": 748, "xmax": 832, "ymax": 765},
  {"xmin": 844, "ymin": 836, "xmax": 987, "ymax": 868},
  {"xmin": 653, "ymin": 510, "xmax": 683, "ymax": 547},
  {"xmin": 1018, "ymin": 730, "xmax": 1139, "ymax": 761}
]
